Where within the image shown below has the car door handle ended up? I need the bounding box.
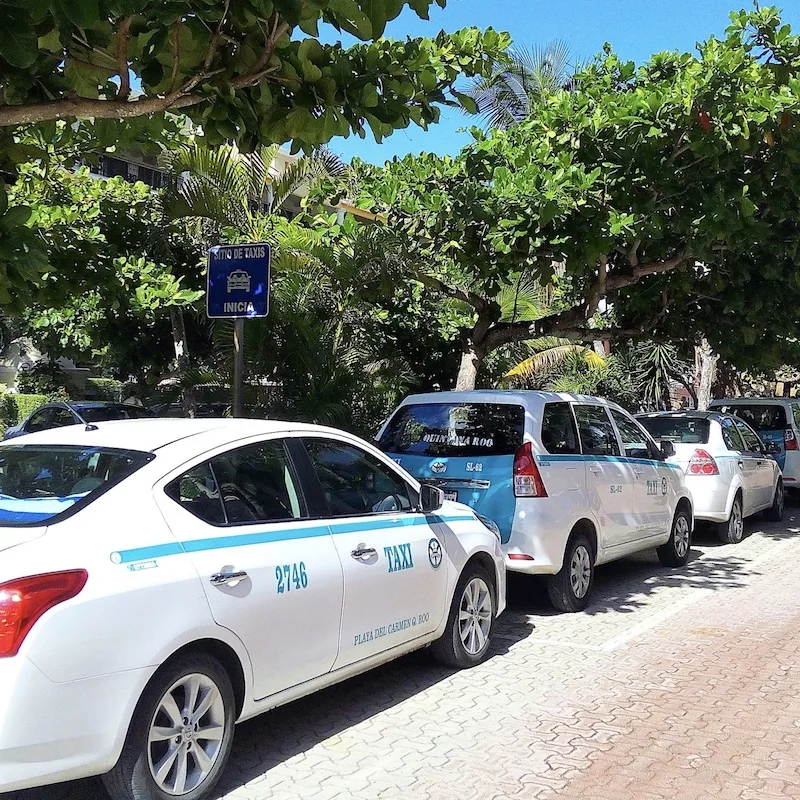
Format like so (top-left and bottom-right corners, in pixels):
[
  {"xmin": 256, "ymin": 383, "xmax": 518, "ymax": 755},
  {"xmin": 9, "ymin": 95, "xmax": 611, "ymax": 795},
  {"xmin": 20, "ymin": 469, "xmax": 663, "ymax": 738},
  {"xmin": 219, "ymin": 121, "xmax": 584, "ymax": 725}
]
[
  {"xmin": 210, "ymin": 570, "xmax": 248, "ymax": 586},
  {"xmin": 351, "ymin": 547, "xmax": 377, "ymax": 561},
  {"xmin": 634, "ymin": 469, "xmax": 644, "ymax": 477},
  {"xmin": 589, "ymin": 467, "xmax": 602, "ymax": 475},
  {"xmin": 738, "ymin": 461, "xmax": 744, "ymax": 469}
]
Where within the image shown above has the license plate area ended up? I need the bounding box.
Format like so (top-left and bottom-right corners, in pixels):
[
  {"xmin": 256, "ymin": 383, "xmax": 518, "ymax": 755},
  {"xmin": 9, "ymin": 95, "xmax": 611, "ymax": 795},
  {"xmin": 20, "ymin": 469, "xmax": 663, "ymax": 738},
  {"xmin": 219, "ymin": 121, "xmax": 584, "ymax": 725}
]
[{"xmin": 443, "ymin": 490, "xmax": 458, "ymax": 502}]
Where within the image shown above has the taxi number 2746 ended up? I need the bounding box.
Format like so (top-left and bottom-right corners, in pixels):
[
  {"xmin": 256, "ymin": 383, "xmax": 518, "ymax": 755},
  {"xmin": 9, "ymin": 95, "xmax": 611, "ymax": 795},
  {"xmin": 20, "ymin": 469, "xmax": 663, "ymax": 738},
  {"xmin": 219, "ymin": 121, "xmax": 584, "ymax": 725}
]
[{"xmin": 276, "ymin": 562, "xmax": 309, "ymax": 593}]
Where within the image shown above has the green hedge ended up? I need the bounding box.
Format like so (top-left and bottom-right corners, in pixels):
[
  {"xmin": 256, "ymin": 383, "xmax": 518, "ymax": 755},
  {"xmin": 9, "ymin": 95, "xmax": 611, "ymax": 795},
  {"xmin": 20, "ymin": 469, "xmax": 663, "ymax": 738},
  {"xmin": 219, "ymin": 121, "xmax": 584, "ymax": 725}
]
[
  {"xmin": 0, "ymin": 393, "xmax": 49, "ymax": 428},
  {"xmin": 85, "ymin": 377, "xmax": 123, "ymax": 402}
]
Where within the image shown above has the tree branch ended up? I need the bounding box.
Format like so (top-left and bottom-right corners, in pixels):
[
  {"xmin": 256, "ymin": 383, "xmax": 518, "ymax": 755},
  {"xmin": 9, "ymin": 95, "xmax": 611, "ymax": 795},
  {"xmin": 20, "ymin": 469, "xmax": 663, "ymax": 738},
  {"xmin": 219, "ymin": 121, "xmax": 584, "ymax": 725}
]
[
  {"xmin": 115, "ymin": 16, "xmax": 133, "ymax": 99},
  {"xmin": 414, "ymin": 271, "xmax": 492, "ymax": 313},
  {"xmin": 605, "ymin": 249, "xmax": 691, "ymax": 292}
]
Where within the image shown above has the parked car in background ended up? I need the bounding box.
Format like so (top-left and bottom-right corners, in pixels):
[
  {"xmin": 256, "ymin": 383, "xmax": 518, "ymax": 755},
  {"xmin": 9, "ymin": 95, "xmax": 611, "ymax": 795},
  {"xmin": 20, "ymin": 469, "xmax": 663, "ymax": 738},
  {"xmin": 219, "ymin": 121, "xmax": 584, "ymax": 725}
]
[
  {"xmin": 637, "ymin": 411, "xmax": 784, "ymax": 544},
  {"xmin": 0, "ymin": 418, "xmax": 504, "ymax": 799},
  {"xmin": 708, "ymin": 398, "xmax": 800, "ymax": 492},
  {"xmin": 149, "ymin": 401, "xmax": 229, "ymax": 419},
  {"xmin": 377, "ymin": 391, "xmax": 694, "ymax": 613},
  {"xmin": 2, "ymin": 401, "xmax": 153, "ymax": 440}
]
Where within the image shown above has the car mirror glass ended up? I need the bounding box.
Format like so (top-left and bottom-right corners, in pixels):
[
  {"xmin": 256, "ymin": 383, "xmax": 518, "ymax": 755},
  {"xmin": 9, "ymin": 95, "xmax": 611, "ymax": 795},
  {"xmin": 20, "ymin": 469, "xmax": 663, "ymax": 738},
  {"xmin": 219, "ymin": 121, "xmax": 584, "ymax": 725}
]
[{"xmin": 420, "ymin": 484, "xmax": 444, "ymax": 514}]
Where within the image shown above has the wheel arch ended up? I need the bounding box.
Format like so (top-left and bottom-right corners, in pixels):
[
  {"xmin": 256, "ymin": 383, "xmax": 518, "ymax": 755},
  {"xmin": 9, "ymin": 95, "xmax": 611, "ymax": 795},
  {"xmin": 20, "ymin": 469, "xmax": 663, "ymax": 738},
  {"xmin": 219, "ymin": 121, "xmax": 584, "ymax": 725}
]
[
  {"xmin": 463, "ymin": 550, "xmax": 499, "ymax": 606},
  {"xmin": 567, "ymin": 518, "xmax": 599, "ymax": 564}
]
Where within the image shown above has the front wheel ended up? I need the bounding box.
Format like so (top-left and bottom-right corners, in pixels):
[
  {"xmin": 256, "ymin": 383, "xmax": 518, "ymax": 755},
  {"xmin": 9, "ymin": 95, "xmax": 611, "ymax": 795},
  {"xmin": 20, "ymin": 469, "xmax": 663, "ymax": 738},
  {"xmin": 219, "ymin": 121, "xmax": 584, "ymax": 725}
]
[
  {"xmin": 431, "ymin": 565, "xmax": 495, "ymax": 669},
  {"xmin": 658, "ymin": 507, "xmax": 692, "ymax": 566},
  {"xmin": 764, "ymin": 479, "xmax": 785, "ymax": 522},
  {"xmin": 103, "ymin": 654, "xmax": 236, "ymax": 800},
  {"xmin": 547, "ymin": 534, "xmax": 594, "ymax": 613}
]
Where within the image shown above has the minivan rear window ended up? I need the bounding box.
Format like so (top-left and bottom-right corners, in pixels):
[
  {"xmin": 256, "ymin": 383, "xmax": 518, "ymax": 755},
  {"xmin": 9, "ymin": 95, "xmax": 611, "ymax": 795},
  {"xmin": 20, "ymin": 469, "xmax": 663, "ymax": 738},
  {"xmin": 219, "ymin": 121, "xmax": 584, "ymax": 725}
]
[
  {"xmin": 710, "ymin": 404, "xmax": 787, "ymax": 431},
  {"xmin": 0, "ymin": 445, "xmax": 152, "ymax": 526},
  {"xmin": 638, "ymin": 416, "xmax": 711, "ymax": 444},
  {"xmin": 378, "ymin": 403, "xmax": 525, "ymax": 457}
]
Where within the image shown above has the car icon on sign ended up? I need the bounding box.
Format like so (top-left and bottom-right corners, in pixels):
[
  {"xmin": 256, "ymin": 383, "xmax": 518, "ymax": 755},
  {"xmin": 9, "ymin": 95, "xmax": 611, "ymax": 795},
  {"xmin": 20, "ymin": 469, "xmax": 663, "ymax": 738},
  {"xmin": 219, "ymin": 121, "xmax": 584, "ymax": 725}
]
[{"xmin": 227, "ymin": 269, "xmax": 251, "ymax": 293}]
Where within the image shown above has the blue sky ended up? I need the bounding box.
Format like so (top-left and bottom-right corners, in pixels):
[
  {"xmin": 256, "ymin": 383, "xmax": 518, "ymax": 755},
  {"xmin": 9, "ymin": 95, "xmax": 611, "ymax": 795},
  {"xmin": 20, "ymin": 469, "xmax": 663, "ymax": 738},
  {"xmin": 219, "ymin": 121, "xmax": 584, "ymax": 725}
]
[{"xmin": 329, "ymin": 0, "xmax": 800, "ymax": 164}]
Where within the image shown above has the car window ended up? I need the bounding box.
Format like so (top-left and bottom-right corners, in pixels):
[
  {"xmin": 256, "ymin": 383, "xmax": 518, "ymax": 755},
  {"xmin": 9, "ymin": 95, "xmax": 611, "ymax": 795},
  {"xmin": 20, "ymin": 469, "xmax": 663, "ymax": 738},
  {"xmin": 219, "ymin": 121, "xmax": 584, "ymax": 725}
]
[
  {"xmin": 378, "ymin": 402, "xmax": 524, "ymax": 457},
  {"xmin": 610, "ymin": 410, "xmax": 653, "ymax": 459},
  {"xmin": 0, "ymin": 445, "xmax": 152, "ymax": 526},
  {"xmin": 123, "ymin": 407, "xmax": 153, "ymax": 419},
  {"xmin": 51, "ymin": 408, "xmax": 77, "ymax": 428},
  {"xmin": 210, "ymin": 440, "xmax": 306, "ymax": 525},
  {"xmin": 720, "ymin": 417, "xmax": 746, "ymax": 451},
  {"xmin": 637, "ymin": 416, "xmax": 710, "ymax": 444},
  {"xmin": 573, "ymin": 405, "xmax": 621, "ymax": 457},
  {"xmin": 165, "ymin": 462, "xmax": 226, "ymax": 525},
  {"xmin": 733, "ymin": 419, "xmax": 763, "ymax": 452},
  {"xmin": 305, "ymin": 439, "xmax": 415, "ymax": 517},
  {"xmin": 25, "ymin": 408, "xmax": 54, "ymax": 433},
  {"xmin": 541, "ymin": 402, "xmax": 580, "ymax": 455},
  {"xmin": 80, "ymin": 406, "xmax": 129, "ymax": 422},
  {"xmin": 792, "ymin": 404, "xmax": 800, "ymax": 429},
  {"xmin": 711, "ymin": 404, "xmax": 787, "ymax": 431}
]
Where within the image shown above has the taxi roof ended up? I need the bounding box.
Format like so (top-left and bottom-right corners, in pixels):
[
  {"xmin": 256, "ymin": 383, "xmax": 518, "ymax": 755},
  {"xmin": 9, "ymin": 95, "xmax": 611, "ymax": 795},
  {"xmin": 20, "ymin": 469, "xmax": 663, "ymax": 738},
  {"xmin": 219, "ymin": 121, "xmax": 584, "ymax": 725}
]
[{"xmin": 0, "ymin": 418, "xmax": 344, "ymax": 454}]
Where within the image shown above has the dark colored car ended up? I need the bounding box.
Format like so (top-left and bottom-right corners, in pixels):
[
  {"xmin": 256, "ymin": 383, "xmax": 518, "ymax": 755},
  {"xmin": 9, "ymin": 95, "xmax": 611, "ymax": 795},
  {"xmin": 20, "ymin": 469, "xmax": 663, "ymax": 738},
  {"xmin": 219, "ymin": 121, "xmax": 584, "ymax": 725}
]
[{"xmin": 3, "ymin": 401, "xmax": 154, "ymax": 440}]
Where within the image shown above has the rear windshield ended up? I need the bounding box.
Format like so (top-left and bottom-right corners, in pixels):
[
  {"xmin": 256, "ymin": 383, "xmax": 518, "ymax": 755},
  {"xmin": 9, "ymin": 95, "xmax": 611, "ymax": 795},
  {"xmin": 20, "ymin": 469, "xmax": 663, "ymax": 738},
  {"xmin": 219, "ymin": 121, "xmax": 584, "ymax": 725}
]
[
  {"xmin": 638, "ymin": 416, "xmax": 711, "ymax": 444},
  {"xmin": 710, "ymin": 404, "xmax": 787, "ymax": 431},
  {"xmin": 0, "ymin": 445, "xmax": 152, "ymax": 526},
  {"xmin": 378, "ymin": 403, "xmax": 525, "ymax": 457}
]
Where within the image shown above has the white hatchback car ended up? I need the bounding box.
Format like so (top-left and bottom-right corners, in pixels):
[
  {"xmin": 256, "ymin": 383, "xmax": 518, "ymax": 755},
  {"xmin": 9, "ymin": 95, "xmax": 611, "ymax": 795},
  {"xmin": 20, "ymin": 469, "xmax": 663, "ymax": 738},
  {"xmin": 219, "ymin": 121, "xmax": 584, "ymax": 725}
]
[
  {"xmin": 637, "ymin": 411, "xmax": 784, "ymax": 543},
  {"xmin": 377, "ymin": 391, "xmax": 694, "ymax": 613},
  {"xmin": 0, "ymin": 419, "xmax": 505, "ymax": 800}
]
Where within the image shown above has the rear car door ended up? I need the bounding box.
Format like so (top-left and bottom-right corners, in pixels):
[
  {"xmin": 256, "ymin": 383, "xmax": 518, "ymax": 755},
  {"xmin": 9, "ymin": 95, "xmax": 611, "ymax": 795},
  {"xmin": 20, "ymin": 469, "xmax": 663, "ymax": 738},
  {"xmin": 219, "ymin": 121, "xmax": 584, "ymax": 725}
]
[
  {"xmin": 609, "ymin": 409, "xmax": 671, "ymax": 539},
  {"xmin": 300, "ymin": 436, "xmax": 449, "ymax": 669},
  {"xmin": 156, "ymin": 437, "xmax": 344, "ymax": 701},
  {"xmin": 377, "ymin": 401, "xmax": 524, "ymax": 544},
  {"xmin": 732, "ymin": 419, "xmax": 772, "ymax": 511},
  {"xmin": 572, "ymin": 404, "xmax": 631, "ymax": 548}
]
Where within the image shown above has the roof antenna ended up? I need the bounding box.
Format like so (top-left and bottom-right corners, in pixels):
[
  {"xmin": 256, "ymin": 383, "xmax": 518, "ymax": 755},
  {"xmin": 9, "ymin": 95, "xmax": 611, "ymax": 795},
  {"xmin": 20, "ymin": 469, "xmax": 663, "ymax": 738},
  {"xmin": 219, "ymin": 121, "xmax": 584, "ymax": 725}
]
[{"xmin": 85, "ymin": 423, "xmax": 99, "ymax": 431}]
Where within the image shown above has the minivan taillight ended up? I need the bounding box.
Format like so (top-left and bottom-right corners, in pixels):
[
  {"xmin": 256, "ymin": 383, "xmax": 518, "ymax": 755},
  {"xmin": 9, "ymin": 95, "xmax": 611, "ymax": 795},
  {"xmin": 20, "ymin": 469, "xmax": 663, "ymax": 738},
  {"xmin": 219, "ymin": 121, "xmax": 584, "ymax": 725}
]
[
  {"xmin": 785, "ymin": 429, "xmax": 797, "ymax": 451},
  {"xmin": 687, "ymin": 449, "xmax": 719, "ymax": 476},
  {"xmin": 0, "ymin": 570, "xmax": 87, "ymax": 658},
  {"xmin": 513, "ymin": 443, "xmax": 548, "ymax": 497}
]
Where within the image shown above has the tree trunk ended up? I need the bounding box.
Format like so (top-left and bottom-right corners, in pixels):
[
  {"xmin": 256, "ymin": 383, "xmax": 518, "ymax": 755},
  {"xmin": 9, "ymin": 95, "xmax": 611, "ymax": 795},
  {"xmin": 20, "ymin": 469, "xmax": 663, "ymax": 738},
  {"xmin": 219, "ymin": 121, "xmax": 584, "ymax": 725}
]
[
  {"xmin": 454, "ymin": 317, "xmax": 493, "ymax": 391},
  {"xmin": 696, "ymin": 338, "xmax": 719, "ymax": 410},
  {"xmin": 170, "ymin": 306, "xmax": 195, "ymax": 417}
]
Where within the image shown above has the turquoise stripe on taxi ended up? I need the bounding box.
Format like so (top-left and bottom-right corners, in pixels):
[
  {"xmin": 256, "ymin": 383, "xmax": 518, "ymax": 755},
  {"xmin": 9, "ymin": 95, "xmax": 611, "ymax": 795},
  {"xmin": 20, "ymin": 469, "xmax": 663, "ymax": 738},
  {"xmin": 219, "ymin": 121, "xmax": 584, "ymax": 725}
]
[
  {"xmin": 113, "ymin": 513, "xmax": 477, "ymax": 565},
  {"xmin": 536, "ymin": 454, "xmax": 684, "ymax": 471}
]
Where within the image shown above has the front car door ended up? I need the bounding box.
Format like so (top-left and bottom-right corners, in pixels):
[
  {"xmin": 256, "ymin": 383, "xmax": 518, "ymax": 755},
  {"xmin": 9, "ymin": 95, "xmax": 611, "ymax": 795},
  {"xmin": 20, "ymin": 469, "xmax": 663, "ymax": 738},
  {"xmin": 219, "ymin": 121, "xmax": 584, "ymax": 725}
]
[
  {"xmin": 572, "ymin": 404, "xmax": 631, "ymax": 549},
  {"xmin": 156, "ymin": 436, "xmax": 344, "ymax": 701},
  {"xmin": 299, "ymin": 436, "xmax": 449, "ymax": 669},
  {"xmin": 23, "ymin": 407, "xmax": 55, "ymax": 434},
  {"xmin": 609, "ymin": 408, "xmax": 671, "ymax": 540}
]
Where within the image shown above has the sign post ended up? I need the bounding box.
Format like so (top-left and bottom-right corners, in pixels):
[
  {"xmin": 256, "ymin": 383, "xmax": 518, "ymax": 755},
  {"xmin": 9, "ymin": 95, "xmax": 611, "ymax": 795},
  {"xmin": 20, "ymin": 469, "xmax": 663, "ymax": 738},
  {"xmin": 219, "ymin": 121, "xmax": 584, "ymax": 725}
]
[{"xmin": 206, "ymin": 243, "xmax": 270, "ymax": 418}]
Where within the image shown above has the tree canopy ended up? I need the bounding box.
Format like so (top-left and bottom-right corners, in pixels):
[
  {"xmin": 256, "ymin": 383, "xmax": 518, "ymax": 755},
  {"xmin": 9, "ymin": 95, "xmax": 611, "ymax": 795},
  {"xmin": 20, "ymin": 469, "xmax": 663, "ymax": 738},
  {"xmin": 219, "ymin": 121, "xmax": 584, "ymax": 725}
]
[{"xmin": 343, "ymin": 6, "xmax": 800, "ymax": 388}]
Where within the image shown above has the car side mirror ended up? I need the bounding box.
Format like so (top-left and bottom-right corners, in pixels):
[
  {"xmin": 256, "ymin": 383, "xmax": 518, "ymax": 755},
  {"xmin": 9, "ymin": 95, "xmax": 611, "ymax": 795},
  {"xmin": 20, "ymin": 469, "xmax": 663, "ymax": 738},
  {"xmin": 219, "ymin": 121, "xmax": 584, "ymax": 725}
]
[
  {"xmin": 420, "ymin": 484, "xmax": 444, "ymax": 514},
  {"xmin": 764, "ymin": 442, "xmax": 780, "ymax": 456},
  {"xmin": 660, "ymin": 440, "xmax": 676, "ymax": 459}
]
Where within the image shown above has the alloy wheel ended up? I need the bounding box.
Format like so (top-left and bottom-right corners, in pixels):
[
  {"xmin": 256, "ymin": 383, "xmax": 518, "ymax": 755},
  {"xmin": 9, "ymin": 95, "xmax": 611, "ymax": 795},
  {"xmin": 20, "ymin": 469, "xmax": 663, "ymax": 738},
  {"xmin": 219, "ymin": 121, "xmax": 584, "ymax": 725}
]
[
  {"xmin": 458, "ymin": 577, "xmax": 492, "ymax": 655},
  {"xmin": 569, "ymin": 545, "xmax": 592, "ymax": 599}
]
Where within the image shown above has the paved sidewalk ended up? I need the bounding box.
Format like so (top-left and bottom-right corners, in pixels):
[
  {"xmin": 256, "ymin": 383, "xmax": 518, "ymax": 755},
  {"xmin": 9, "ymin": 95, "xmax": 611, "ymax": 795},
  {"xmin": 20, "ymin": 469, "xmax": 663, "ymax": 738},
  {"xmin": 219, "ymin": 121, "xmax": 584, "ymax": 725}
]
[{"xmin": 9, "ymin": 512, "xmax": 800, "ymax": 800}]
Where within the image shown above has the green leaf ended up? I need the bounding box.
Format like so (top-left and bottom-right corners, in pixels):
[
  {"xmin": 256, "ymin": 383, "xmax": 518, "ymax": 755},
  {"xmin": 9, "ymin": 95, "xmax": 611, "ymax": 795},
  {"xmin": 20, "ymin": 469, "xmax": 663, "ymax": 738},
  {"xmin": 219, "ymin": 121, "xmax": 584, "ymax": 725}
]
[
  {"xmin": 57, "ymin": 0, "xmax": 100, "ymax": 29},
  {"xmin": 0, "ymin": 16, "xmax": 38, "ymax": 68}
]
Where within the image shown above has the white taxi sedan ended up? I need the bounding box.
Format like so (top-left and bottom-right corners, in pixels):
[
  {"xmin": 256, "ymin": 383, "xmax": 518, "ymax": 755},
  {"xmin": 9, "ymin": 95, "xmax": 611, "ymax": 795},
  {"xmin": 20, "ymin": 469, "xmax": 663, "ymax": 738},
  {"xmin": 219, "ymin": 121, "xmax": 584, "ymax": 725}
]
[{"xmin": 0, "ymin": 419, "xmax": 505, "ymax": 800}]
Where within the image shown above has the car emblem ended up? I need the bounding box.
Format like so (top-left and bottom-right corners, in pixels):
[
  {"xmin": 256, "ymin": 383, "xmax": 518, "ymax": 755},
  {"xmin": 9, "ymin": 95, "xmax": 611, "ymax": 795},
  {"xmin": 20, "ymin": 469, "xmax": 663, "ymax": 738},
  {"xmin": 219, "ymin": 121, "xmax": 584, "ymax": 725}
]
[
  {"xmin": 428, "ymin": 538, "xmax": 443, "ymax": 570},
  {"xmin": 431, "ymin": 461, "xmax": 446, "ymax": 474}
]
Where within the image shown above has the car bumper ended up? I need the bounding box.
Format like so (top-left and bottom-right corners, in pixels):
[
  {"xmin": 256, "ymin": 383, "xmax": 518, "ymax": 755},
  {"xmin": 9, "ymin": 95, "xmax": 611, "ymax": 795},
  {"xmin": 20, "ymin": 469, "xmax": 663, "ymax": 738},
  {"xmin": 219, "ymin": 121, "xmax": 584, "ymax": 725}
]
[
  {"xmin": 685, "ymin": 476, "xmax": 731, "ymax": 522},
  {"xmin": 0, "ymin": 655, "xmax": 155, "ymax": 792},
  {"xmin": 502, "ymin": 504, "xmax": 570, "ymax": 575}
]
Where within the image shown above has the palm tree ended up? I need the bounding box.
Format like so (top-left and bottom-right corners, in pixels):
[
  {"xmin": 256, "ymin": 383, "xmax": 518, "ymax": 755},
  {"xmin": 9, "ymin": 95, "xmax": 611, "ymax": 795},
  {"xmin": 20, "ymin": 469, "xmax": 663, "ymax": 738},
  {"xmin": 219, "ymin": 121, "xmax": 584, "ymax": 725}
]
[
  {"xmin": 502, "ymin": 338, "xmax": 605, "ymax": 385},
  {"xmin": 466, "ymin": 41, "xmax": 574, "ymax": 129}
]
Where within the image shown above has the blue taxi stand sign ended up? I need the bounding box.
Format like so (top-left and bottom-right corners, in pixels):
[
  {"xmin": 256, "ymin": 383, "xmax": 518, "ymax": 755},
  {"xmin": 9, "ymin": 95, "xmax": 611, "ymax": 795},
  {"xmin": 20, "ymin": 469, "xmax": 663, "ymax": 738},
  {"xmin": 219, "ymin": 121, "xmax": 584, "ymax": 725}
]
[{"xmin": 206, "ymin": 243, "xmax": 270, "ymax": 319}]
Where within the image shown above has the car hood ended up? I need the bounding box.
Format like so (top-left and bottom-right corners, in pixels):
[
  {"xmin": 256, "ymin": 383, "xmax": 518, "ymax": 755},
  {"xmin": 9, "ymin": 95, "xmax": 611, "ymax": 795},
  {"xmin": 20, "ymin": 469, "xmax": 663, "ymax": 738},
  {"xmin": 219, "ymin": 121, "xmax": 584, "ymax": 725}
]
[{"xmin": 2, "ymin": 426, "xmax": 24, "ymax": 440}]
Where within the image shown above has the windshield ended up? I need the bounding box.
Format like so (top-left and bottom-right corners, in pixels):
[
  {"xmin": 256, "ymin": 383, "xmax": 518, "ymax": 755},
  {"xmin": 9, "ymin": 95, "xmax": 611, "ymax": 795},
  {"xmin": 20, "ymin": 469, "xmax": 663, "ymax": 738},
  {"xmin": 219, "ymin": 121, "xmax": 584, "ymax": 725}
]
[
  {"xmin": 378, "ymin": 402, "xmax": 525, "ymax": 457},
  {"xmin": 638, "ymin": 416, "xmax": 711, "ymax": 444},
  {"xmin": 0, "ymin": 445, "xmax": 152, "ymax": 526},
  {"xmin": 710, "ymin": 404, "xmax": 787, "ymax": 431}
]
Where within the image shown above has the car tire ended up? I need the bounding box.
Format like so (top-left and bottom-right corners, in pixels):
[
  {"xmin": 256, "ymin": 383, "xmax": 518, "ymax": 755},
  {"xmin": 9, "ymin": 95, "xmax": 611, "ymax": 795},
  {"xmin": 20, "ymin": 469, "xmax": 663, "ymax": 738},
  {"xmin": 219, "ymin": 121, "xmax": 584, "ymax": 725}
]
[
  {"xmin": 431, "ymin": 564, "xmax": 495, "ymax": 669},
  {"xmin": 716, "ymin": 494, "xmax": 744, "ymax": 544},
  {"xmin": 547, "ymin": 533, "xmax": 594, "ymax": 613},
  {"xmin": 102, "ymin": 654, "xmax": 236, "ymax": 800},
  {"xmin": 658, "ymin": 507, "xmax": 693, "ymax": 566},
  {"xmin": 764, "ymin": 480, "xmax": 785, "ymax": 522}
]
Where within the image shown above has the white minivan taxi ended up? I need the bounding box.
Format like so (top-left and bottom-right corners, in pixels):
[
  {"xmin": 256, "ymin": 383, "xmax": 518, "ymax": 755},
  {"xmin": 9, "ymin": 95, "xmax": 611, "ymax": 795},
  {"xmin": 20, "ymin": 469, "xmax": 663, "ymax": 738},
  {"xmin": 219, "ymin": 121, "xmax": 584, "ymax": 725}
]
[
  {"xmin": 377, "ymin": 391, "xmax": 694, "ymax": 613},
  {"xmin": 0, "ymin": 419, "xmax": 505, "ymax": 800}
]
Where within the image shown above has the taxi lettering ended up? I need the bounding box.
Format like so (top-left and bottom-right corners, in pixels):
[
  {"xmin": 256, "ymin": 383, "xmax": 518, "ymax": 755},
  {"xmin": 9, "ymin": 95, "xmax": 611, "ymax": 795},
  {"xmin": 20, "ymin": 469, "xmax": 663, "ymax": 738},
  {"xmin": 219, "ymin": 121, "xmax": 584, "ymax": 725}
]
[{"xmin": 384, "ymin": 543, "xmax": 414, "ymax": 573}]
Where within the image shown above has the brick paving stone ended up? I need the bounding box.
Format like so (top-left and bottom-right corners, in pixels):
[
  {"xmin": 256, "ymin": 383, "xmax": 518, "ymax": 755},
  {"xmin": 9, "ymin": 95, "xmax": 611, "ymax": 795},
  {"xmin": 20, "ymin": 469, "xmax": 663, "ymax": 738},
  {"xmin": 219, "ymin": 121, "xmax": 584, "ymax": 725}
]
[{"xmin": 8, "ymin": 514, "xmax": 800, "ymax": 800}]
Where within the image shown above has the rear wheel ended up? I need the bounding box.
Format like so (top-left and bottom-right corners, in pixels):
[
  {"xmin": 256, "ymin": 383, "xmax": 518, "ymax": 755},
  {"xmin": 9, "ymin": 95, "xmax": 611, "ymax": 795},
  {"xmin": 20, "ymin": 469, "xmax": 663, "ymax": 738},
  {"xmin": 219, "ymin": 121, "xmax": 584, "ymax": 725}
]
[
  {"xmin": 547, "ymin": 534, "xmax": 594, "ymax": 613},
  {"xmin": 716, "ymin": 494, "xmax": 744, "ymax": 544},
  {"xmin": 765, "ymin": 480, "xmax": 785, "ymax": 522},
  {"xmin": 431, "ymin": 565, "xmax": 495, "ymax": 668},
  {"xmin": 103, "ymin": 654, "xmax": 236, "ymax": 800},
  {"xmin": 658, "ymin": 507, "xmax": 692, "ymax": 566}
]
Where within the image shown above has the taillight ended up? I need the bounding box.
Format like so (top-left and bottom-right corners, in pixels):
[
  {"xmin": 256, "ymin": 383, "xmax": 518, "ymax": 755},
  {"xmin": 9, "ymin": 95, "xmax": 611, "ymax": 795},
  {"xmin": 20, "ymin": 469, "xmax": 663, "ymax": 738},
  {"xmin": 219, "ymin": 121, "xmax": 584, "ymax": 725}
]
[
  {"xmin": 785, "ymin": 429, "xmax": 797, "ymax": 451},
  {"xmin": 513, "ymin": 442, "xmax": 548, "ymax": 497},
  {"xmin": 687, "ymin": 449, "xmax": 719, "ymax": 476},
  {"xmin": 0, "ymin": 570, "xmax": 87, "ymax": 658}
]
